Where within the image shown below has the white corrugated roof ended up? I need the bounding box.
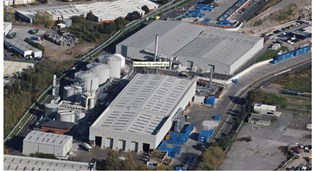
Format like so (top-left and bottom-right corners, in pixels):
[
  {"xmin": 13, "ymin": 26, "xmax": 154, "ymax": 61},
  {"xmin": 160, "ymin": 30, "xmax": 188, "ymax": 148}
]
[
  {"xmin": 24, "ymin": 131, "xmax": 72, "ymax": 147},
  {"xmin": 92, "ymin": 74, "xmax": 195, "ymax": 135},
  {"xmin": 4, "ymin": 155, "xmax": 91, "ymax": 171}
]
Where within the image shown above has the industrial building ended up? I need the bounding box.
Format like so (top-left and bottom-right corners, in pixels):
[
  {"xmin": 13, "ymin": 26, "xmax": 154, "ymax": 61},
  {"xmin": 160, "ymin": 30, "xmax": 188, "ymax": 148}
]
[
  {"xmin": 4, "ymin": 22, "xmax": 12, "ymax": 36},
  {"xmin": 4, "ymin": 155, "xmax": 95, "ymax": 170},
  {"xmin": 4, "ymin": 0, "xmax": 35, "ymax": 6},
  {"xmin": 116, "ymin": 20, "xmax": 264, "ymax": 75},
  {"xmin": 16, "ymin": 0, "xmax": 158, "ymax": 23},
  {"xmin": 89, "ymin": 74, "xmax": 196, "ymax": 153},
  {"xmin": 42, "ymin": 54, "xmax": 125, "ymax": 124},
  {"xmin": 23, "ymin": 131, "xmax": 73, "ymax": 157},
  {"xmin": 4, "ymin": 38, "xmax": 43, "ymax": 59},
  {"xmin": 16, "ymin": 5, "xmax": 86, "ymax": 23},
  {"xmin": 40, "ymin": 120, "xmax": 74, "ymax": 134}
]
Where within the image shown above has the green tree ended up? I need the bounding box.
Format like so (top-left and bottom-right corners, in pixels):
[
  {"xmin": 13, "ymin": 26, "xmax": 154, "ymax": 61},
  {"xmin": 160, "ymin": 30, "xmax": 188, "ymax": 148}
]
[
  {"xmin": 100, "ymin": 22, "xmax": 117, "ymax": 34},
  {"xmin": 114, "ymin": 17, "xmax": 126, "ymax": 30},
  {"xmin": 141, "ymin": 5, "xmax": 150, "ymax": 14},
  {"xmin": 198, "ymin": 146, "xmax": 225, "ymax": 170},
  {"xmin": 30, "ymin": 152, "xmax": 57, "ymax": 159},
  {"xmin": 104, "ymin": 150, "xmax": 121, "ymax": 170},
  {"xmin": 157, "ymin": 164, "xmax": 173, "ymax": 170},
  {"xmin": 34, "ymin": 11, "xmax": 54, "ymax": 28},
  {"xmin": 120, "ymin": 152, "xmax": 138, "ymax": 170}
]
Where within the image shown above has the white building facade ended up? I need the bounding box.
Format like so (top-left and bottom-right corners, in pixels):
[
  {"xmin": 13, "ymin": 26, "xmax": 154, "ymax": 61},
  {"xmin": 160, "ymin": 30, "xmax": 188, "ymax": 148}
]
[{"xmin": 23, "ymin": 131, "xmax": 73, "ymax": 157}]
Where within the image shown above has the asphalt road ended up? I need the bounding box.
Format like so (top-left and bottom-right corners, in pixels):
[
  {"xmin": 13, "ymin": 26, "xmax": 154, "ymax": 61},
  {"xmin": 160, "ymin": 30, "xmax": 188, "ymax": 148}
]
[{"xmin": 187, "ymin": 52, "xmax": 311, "ymax": 169}]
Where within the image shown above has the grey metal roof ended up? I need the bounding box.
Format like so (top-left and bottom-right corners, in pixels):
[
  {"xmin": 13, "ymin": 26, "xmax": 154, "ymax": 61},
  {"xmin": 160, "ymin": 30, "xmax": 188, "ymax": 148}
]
[
  {"xmin": 118, "ymin": 20, "xmax": 263, "ymax": 65},
  {"xmin": 40, "ymin": 120, "xmax": 74, "ymax": 130},
  {"xmin": 4, "ymin": 155, "xmax": 91, "ymax": 171},
  {"xmin": 92, "ymin": 74, "xmax": 195, "ymax": 135},
  {"xmin": 5, "ymin": 38, "xmax": 42, "ymax": 53},
  {"xmin": 24, "ymin": 131, "xmax": 72, "ymax": 147}
]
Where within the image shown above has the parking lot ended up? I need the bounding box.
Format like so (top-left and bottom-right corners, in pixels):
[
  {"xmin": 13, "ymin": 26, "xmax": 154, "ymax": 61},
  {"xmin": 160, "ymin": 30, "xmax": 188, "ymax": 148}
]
[
  {"xmin": 220, "ymin": 109, "xmax": 311, "ymax": 170},
  {"xmin": 203, "ymin": 0, "xmax": 237, "ymax": 21}
]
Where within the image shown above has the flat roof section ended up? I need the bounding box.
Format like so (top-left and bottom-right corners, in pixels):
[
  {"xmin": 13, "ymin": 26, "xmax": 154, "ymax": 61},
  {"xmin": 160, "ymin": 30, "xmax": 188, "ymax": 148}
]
[
  {"xmin": 92, "ymin": 74, "xmax": 195, "ymax": 135},
  {"xmin": 5, "ymin": 38, "xmax": 42, "ymax": 53},
  {"xmin": 4, "ymin": 155, "xmax": 91, "ymax": 171},
  {"xmin": 24, "ymin": 131, "xmax": 72, "ymax": 147},
  {"xmin": 118, "ymin": 20, "xmax": 263, "ymax": 66}
]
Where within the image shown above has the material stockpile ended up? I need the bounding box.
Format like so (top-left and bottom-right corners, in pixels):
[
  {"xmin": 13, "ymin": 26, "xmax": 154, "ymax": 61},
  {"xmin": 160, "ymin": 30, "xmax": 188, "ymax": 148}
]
[{"xmin": 44, "ymin": 32, "xmax": 78, "ymax": 46}]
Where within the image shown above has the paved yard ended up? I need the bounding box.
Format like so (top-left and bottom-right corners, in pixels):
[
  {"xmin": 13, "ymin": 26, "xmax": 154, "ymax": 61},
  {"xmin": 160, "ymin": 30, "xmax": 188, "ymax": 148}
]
[{"xmin": 220, "ymin": 109, "xmax": 311, "ymax": 170}]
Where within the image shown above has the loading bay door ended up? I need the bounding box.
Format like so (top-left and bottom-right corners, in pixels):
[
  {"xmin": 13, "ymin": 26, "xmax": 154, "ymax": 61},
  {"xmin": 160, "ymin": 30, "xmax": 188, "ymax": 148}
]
[
  {"xmin": 106, "ymin": 138, "xmax": 113, "ymax": 148},
  {"xmin": 130, "ymin": 141, "xmax": 138, "ymax": 152}
]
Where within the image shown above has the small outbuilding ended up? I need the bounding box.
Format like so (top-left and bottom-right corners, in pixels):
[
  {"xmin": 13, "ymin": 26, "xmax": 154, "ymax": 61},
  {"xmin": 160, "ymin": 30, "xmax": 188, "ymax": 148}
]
[{"xmin": 249, "ymin": 114, "xmax": 272, "ymax": 126}]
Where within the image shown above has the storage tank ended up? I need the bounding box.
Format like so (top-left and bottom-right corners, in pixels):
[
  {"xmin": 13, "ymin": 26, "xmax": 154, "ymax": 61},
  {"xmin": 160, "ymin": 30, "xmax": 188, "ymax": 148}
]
[
  {"xmin": 112, "ymin": 53, "xmax": 126, "ymax": 69},
  {"xmin": 63, "ymin": 86, "xmax": 75, "ymax": 99},
  {"xmin": 108, "ymin": 56, "xmax": 121, "ymax": 78},
  {"xmin": 91, "ymin": 64, "xmax": 110, "ymax": 85},
  {"xmin": 75, "ymin": 112, "xmax": 86, "ymax": 121},
  {"xmin": 58, "ymin": 111, "xmax": 75, "ymax": 123},
  {"xmin": 75, "ymin": 72, "xmax": 99, "ymax": 92},
  {"xmin": 44, "ymin": 103, "xmax": 58, "ymax": 117}
]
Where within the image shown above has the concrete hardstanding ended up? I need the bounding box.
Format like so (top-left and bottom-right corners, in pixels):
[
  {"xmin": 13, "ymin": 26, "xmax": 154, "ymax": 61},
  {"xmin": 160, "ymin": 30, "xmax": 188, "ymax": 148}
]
[
  {"xmin": 23, "ymin": 131, "xmax": 73, "ymax": 157},
  {"xmin": 4, "ymin": 22, "xmax": 12, "ymax": 36},
  {"xmin": 116, "ymin": 20, "xmax": 264, "ymax": 75},
  {"xmin": 89, "ymin": 74, "xmax": 196, "ymax": 153}
]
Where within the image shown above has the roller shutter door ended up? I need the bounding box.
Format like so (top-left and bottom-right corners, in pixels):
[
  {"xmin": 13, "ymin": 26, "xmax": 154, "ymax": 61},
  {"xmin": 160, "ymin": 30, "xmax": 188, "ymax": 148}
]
[{"xmin": 130, "ymin": 141, "xmax": 138, "ymax": 152}]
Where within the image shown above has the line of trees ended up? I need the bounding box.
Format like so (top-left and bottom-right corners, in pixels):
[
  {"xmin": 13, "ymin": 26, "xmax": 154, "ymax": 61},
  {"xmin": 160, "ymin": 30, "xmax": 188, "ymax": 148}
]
[
  {"xmin": 30, "ymin": 152, "xmax": 57, "ymax": 159},
  {"xmin": 4, "ymin": 59, "xmax": 70, "ymax": 137},
  {"xmin": 69, "ymin": 16, "xmax": 129, "ymax": 42},
  {"xmin": 95, "ymin": 150, "xmax": 148, "ymax": 170}
]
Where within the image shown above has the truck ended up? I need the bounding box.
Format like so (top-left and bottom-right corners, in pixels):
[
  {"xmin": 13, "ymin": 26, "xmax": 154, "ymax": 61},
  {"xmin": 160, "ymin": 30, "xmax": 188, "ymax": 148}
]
[{"xmin": 80, "ymin": 142, "xmax": 92, "ymax": 151}]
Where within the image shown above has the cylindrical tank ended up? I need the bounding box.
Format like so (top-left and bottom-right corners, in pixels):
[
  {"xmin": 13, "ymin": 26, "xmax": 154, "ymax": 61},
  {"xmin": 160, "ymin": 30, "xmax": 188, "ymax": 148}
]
[
  {"xmin": 58, "ymin": 111, "xmax": 75, "ymax": 123},
  {"xmin": 44, "ymin": 103, "xmax": 58, "ymax": 117},
  {"xmin": 108, "ymin": 56, "xmax": 121, "ymax": 78},
  {"xmin": 63, "ymin": 86, "xmax": 75, "ymax": 100},
  {"xmin": 91, "ymin": 64, "xmax": 110, "ymax": 85},
  {"xmin": 112, "ymin": 53, "xmax": 126, "ymax": 69},
  {"xmin": 76, "ymin": 112, "xmax": 86, "ymax": 121},
  {"xmin": 76, "ymin": 72, "xmax": 99, "ymax": 92},
  {"xmin": 74, "ymin": 85, "xmax": 83, "ymax": 94}
]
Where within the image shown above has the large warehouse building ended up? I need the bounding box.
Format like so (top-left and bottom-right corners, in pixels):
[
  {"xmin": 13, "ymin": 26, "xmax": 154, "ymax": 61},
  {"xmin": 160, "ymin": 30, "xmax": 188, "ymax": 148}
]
[
  {"xmin": 23, "ymin": 131, "xmax": 73, "ymax": 157},
  {"xmin": 16, "ymin": 0, "xmax": 158, "ymax": 23},
  {"xmin": 89, "ymin": 74, "xmax": 196, "ymax": 153},
  {"xmin": 4, "ymin": 155, "xmax": 94, "ymax": 170},
  {"xmin": 116, "ymin": 20, "xmax": 264, "ymax": 75}
]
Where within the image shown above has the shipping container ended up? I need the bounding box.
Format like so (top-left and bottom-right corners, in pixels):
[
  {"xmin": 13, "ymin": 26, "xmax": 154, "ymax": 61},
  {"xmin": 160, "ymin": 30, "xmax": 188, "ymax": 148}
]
[{"xmin": 214, "ymin": 115, "xmax": 221, "ymax": 121}]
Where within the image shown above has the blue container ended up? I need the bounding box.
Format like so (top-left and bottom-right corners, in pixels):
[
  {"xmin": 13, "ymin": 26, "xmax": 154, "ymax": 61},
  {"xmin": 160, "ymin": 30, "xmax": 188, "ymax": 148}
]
[
  {"xmin": 206, "ymin": 96, "xmax": 216, "ymax": 105},
  {"xmin": 215, "ymin": 115, "xmax": 222, "ymax": 121},
  {"xmin": 198, "ymin": 129, "xmax": 214, "ymax": 142}
]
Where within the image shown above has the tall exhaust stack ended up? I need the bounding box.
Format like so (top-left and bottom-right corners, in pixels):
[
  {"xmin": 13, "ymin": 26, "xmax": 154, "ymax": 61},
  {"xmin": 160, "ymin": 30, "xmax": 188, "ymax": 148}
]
[{"xmin": 154, "ymin": 34, "xmax": 159, "ymax": 61}]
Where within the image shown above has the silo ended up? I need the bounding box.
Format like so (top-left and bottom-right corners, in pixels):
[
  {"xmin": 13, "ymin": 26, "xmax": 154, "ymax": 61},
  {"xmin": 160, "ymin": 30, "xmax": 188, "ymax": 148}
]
[
  {"xmin": 112, "ymin": 53, "xmax": 126, "ymax": 69},
  {"xmin": 63, "ymin": 86, "xmax": 75, "ymax": 100},
  {"xmin": 91, "ymin": 64, "xmax": 110, "ymax": 85},
  {"xmin": 76, "ymin": 72, "xmax": 99, "ymax": 92},
  {"xmin": 108, "ymin": 56, "xmax": 121, "ymax": 78},
  {"xmin": 44, "ymin": 103, "xmax": 58, "ymax": 117}
]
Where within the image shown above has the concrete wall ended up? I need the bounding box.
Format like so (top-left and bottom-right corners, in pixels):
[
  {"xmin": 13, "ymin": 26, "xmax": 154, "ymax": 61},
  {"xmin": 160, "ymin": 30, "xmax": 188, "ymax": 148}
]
[{"xmin": 230, "ymin": 38, "xmax": 264, "ymax": 74}]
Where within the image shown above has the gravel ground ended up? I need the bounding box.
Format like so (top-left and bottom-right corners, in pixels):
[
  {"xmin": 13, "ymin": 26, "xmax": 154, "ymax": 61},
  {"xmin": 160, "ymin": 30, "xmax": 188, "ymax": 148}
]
[{"xmin": 220, "ymin": 109, "xmax": 311, "ymax": 170}]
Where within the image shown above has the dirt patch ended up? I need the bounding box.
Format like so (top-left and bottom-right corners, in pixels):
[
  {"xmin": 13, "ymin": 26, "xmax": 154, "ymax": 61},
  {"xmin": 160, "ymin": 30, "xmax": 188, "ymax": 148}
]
[
  {"xmin": 241, "ymin": 0, "xmax": 311, "ymax": 35},
  {"xmin": 44, "ymin": 42, "xmax": 97, "ymax": 62},
  {"xmin": 287, "ymin": 110, "xmax": 310, "ymax": 130}
]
